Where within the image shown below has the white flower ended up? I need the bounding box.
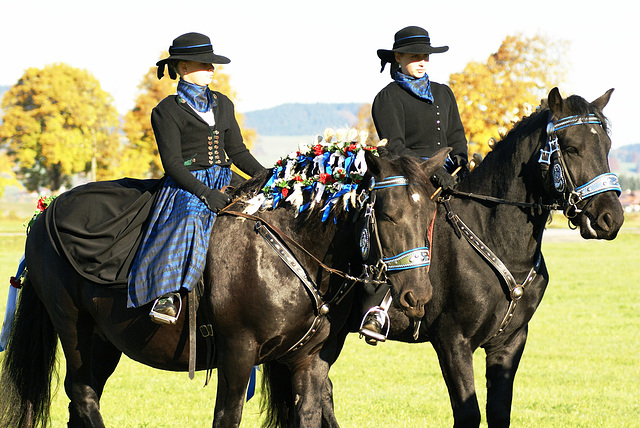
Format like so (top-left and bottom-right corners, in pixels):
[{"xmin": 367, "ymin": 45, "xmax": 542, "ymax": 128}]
[
  {"xmin": 244, "ymin": 193, "xmax": 266, "ymax": 215},
  {"xmin": 323, "ymin": 128, "xmax": 335, "ymax": 142},
  {"xmin": 358, "ymin": 129, "xmax": 369, "ymax": 144},
  {"xmin": 347, "ymin": 128, "xmax": 358, "ymax": 142}
]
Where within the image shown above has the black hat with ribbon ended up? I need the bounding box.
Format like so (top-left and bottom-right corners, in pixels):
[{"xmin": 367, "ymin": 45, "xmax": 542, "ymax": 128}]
[
  {"xmin": 377, "ymin": 26, "xmax": 449, "ymax": 72},
  {"xmin": 156, "ymin": 32, "xmax": 231, "ymax": 79}
]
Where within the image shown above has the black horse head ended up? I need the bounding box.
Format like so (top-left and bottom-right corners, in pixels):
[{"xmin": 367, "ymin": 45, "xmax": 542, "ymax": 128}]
[
  {"xmin": 361, "ymin": 148, "xmax": 450, "ymax": 318},
  {"xmin": 543, "ymin": 87, "xmax": 624, "ymax": 239}
]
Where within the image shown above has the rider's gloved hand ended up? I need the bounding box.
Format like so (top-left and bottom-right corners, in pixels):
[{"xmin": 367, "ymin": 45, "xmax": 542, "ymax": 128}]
[
  {"xmin": 200, "ymin": 189, "xmax": 231, "ymax": 213},
  {"xmin": 430, "ymin": 168, "xmax": 456, "ymax": 192}
]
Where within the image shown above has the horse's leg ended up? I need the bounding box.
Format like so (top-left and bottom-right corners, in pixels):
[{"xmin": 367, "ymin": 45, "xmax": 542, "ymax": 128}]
[
  {"xmin": 290, "ymin": 355, "xmax": 332, "ymax": 427},
  {"xmin": 432, "ymin": 328, "xmax": 481, "ymax": 428},
  {"xmin": 60, "ymin": 311, "xmax": 106, "ymax": 428},
  {"xmin": 90, "ymin": 333, "xmax": 123, "ymax": 399},
  {"xmin": 213, "ymin": 349, "xmax": 256, "ymax": 428},
  {"xmin": 483, "ymin": 326, "xmax": 528, "ymax": 428},
  {"xmin": 320, "ymin": 376, "xmax": 339, "ymax": 428}
]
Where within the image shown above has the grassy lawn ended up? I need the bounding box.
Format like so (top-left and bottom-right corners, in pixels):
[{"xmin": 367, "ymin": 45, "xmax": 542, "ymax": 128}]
[{"xmin": 0, "ymin": 212, "xmax": 638, "ymax": 427}]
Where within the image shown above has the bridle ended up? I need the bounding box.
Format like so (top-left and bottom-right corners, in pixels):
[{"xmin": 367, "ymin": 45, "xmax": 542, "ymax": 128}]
[
  {"xmin": 538, "ymin": 113, "xmax": 621, "ymax": 219},
  {"xmin": 358, "ymin": 176, "xmax": 432, "ymax": 284},
  {"xmin": 220, "ymin": 173, "xmax": 433, "ymax": 352}
]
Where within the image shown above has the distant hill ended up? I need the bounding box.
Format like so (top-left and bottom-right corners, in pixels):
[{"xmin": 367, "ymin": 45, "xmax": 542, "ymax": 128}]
[
  {"xmin": 610, "ymin": 143, "xmax": 640, "ymax": 176},
  {"xmin": 243, "ymin": 103, "xmax": 362, "ymax": 136}
]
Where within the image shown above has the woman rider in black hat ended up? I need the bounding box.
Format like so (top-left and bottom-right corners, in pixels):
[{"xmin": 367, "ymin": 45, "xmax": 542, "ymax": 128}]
[
  {"xmin": 127, "ymin": 32, "xmax": 266, "ymax": 324},
  {"xmin": 359, "ymin": 26, "xmax": 469, "ymax": 344}
]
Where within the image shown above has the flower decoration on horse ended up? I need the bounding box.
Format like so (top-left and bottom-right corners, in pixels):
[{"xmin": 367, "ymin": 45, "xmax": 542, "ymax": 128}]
[{"xmin": 246, "ymin": 128, "xmax": 377, "ymax": 221}]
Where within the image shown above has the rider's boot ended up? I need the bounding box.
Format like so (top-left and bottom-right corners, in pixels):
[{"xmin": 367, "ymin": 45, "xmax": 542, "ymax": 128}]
[
  {"xmin": 359, "ymin": 307, "xmax": 388, "ymax": 345},
  {"xmin": 149, "ymin": 293, "xmax": 181, "ymax": 325}
]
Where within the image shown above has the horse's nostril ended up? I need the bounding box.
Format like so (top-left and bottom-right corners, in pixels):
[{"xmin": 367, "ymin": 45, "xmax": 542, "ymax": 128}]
[
  {"xmin": 601, "ymin": 212, "xmax": 613, "ymax": 231},
  {"xmin": 404, "ymin": 291, "xmax": 417, "ymax": 307}
]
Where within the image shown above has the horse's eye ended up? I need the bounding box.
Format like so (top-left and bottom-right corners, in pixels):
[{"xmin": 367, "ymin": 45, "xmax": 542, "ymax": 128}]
[{"xmin": 564, "ymin": 146, "xmax": 579, "ymax": 155}]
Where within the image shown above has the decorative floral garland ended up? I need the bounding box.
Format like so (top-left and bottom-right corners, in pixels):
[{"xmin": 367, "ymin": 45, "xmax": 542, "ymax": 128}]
[
  {"xmin": 24, "ymin": 194, "xmax": 57, "ymax": 231},
  {"xmin": 244, "ymin": 128, "xmax": 378, "ymax": 222}
]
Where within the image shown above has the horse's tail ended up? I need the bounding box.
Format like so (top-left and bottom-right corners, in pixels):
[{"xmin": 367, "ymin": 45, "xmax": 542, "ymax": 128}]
[
  {"xmin": 260, "ymin": 360, "xmax": 294, "ymax": 428},
  {"xmin": 0, "ymin": 275, "xmax": 59, "ymax": 427}
]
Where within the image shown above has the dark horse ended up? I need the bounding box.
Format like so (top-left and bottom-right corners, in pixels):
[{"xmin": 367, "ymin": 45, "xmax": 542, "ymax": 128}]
[
  {"xmin": 0, "ymin": 146, "xmax": 449, "ymax": 427},
  {"xmin": 261, "ymin": 88, "xmax": 624, "ymax": 427}
]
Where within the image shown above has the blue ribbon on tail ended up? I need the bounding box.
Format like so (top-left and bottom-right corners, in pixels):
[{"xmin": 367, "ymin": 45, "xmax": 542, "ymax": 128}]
[
  {"xmin": 246, "ymin": 365, "xmax": 260, "ymax": 401},
  {"xmin": 1, "ymin": 256, "xmax": 26, "ymax": 352}
]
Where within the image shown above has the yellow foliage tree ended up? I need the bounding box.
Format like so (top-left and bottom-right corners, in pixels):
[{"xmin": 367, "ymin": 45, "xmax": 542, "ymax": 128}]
[
  {"xmin": 121, "ymin": 54, "xmax": 257, "ymax": 179},
  {"xmin": 0, "ymin": 63, "xmax": 120, "ymax": 191},
  {"xmin": 449, "ymin": 34, "xmax": 568, "ymax": 157},
  {"xmin": 354, "ymin": 103, "xmax": 378, "ymax": 145},
  {"xmin": 0, "ymin": 151, "xmax": 19, "ymax": 198}
]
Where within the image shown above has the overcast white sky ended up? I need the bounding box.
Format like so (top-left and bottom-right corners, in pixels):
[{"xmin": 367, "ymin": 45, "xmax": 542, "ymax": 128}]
[{"xmin": 1, "ymin": 0, "xmax": 637, "ymax": 148}]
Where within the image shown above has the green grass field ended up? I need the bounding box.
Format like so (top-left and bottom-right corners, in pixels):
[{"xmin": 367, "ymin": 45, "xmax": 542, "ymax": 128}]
[{"xmin": 0, "ymin": 212, "xmax": 638, "ymax": 427}]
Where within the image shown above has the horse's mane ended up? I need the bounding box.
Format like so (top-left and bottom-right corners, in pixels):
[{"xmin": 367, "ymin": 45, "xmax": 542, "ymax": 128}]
[{"xmin": 491, "ymin": 93, "xmax": 609, "ymax": 153}]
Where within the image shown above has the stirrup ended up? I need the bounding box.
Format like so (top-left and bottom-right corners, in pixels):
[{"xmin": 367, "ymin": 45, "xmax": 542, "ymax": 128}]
[
  {"xmin": 359, "ymin": 307, "xmax": 390, "ymax": 344},
  {"xmin": 149, "ymin": 293, "xmax": 182, "ymax": 325}
]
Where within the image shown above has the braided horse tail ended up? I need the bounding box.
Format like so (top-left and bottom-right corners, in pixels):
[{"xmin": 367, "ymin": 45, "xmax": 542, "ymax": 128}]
[{"xmin": 0, "ymin": 275, "xmax": 59, "ymax": 427}]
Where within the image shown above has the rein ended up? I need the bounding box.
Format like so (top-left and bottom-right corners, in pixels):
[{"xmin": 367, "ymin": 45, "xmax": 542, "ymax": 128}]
[{"xmin": 440, "ymin": 112, "xmax": 621, "ymax": 337}]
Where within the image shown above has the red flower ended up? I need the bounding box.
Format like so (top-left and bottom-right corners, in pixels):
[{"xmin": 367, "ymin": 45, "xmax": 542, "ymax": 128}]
[
  {"xmin": 9, "ymin": 276, "xmax": 22, "ymax": 289},
  {"xmin": 281, "ymin": 188, "xmax": 289, "ymax": 198},
  {"xmin": 319, "ymin": 173, "xmax": 334, "ymax": 184},
  {"xmin": 313, "ymin": 144, "xmax": 324, "ymax": 156},
  {"xmin": 293, "ymin": 175, "xmax": 303, "ymax": 182},
  {"xmin": 36, "ymin": 197, "xmax": 47, "ymax": 212},
  {"xmin": 277, "ymin": 159, "xmax": 283, "ymax": 166},
  {"xmin": 347, "ymin": 143, "xmax": 357, "ymax": 152}
]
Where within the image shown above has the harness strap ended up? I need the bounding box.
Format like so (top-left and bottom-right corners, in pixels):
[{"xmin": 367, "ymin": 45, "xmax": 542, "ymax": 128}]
[
  {"xmin": 188, "ymin": 290, "xmax": 196, "ymax": 380},
  {"xmin": 255, "ymin": 220, "xmax": 324, "ymax": 313},
  {"xmin": 442, "ymin": 201, "xmax": 542, "ymax": 337}
]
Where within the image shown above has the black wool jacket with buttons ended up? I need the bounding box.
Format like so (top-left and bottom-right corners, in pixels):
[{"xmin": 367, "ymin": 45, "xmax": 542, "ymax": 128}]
[
  {"xmin": 151, "ymin": 92, "xmax": 264, "ymax": 200},
  {"xmin": 372, "ymin": 81, "xmax": 467, "ymax": 162}
]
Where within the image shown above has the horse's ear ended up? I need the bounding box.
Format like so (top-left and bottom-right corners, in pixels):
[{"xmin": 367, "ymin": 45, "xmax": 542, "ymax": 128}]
[
  {"xmin": 365, "ymin": 150, "xmax": 382, "ymax": 176},
  {"xmin": 548, "ymin": 87, "xmax": 563, "ymax": 116},
  {"xmin": 423, "ymin": 148, "xmax": 452, "ymax": 177},
  {"xmin": 591, "ymin": 88, "xmax": 614, "ymax": 111}
]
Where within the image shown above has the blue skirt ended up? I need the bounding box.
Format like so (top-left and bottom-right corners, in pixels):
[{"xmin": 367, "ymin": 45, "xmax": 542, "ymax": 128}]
[{"xmin": 127, "ymin": 166, "xmax": 231, "ymax": 308}]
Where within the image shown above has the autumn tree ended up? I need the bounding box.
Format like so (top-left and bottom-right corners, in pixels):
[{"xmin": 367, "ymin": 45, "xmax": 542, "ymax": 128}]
[
  {"xmin": 354, "ymin": 103, "xmax": 378, "ymax": 145},
  {"xmin": 122, "ymin": 55, "xmax": 257, "ymax": 179},
  {"xmin": 449, "ymin": 34, "xmax": 568, "ymax": 157},
  {"xmin": 0, "ymin": 152, "xmax": 19, "ymax": 198},
  {"xmin": 0, "ymin": 63, "xmax": 120, "ymax": 191}
]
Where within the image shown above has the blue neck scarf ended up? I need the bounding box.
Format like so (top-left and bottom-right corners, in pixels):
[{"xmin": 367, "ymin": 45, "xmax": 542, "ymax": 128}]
[
  {"xmin": 177, "ymin": 80, "xmax": 216, "ymax": 112},
  {"xmin": 393, "ymin": 69, "xmax": 434, "ymax": 103}
]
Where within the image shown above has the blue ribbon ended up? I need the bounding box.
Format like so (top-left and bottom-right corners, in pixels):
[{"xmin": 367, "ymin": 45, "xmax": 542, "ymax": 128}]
[{"xmin": 246, "ymin": 365, "xmax": 260, "ymax": 401}]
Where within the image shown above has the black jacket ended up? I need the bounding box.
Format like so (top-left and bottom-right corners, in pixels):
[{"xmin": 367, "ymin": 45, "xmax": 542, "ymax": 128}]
[
  {"xmin": 151, "ymin": 92, "xmax": 263, "ymax": 200},
  {"xmin": 372, "ymin": 81, "xmax": 467, "ymax": 162}
]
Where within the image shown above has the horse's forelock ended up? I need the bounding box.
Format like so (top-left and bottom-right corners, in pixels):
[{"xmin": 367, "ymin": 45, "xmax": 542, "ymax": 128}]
[
  {"xmin": 391, "ymin": 156, "xmax": 432, "ymax": 194},
  {"xmin": 564, "ymin": 94, "xmax": 609, "ymax": 134}
]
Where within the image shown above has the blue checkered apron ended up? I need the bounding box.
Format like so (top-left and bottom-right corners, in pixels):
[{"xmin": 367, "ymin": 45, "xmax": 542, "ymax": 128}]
[{"xmin": 127, "ymin": 165, "xmax": 231, "ymax": 308}]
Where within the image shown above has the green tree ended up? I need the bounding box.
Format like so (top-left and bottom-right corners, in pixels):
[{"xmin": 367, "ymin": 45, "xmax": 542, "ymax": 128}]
[
  {"xmin": 449, "ymin": 34, "xmax": 568, "ymax": 157},
  {"xmin": 122, "ymin": 55, "xmax": 257, "ymax": 179},
  {"xmin": 0, "ymin": 63, "xmax": 120, "ymax": 191}
]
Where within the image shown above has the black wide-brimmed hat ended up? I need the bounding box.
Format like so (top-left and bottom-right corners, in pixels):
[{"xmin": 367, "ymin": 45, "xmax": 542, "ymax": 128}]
[
  {"xmin": 377, "ymin": 26, "xmax": 449, "ymax": 72},
  {"xmin": 156, "ymin": 32, "xmax": 230, "ymax": 79}
]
